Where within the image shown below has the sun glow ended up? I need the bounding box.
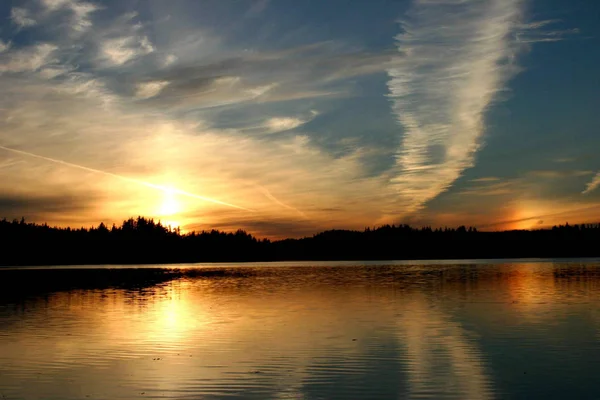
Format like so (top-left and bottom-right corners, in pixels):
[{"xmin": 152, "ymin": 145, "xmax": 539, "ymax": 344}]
[
  {"xmin": 502, "ymin": 205, "xmax": 544, "ymax": 231},
  {"xmin": 158, "ymin": 189, "xmax": 181, "ymax": 216},
  {"xmin": 151, "ymin": 282, "xmax": 212, "ymax": 342}
]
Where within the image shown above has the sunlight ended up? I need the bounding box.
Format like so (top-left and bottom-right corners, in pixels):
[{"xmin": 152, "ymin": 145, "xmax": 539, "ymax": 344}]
[
  {"xmin": 152, "ymin": 283, "xmax": 209, "ymax": 341},
  {"xmin": 99, "ymin": 282, "xmax": 209, "ymax": 344},
  {"xmin": 158, "ymin": 189, "xmax": 181, "ymax": 216},
  {"xmin": 161, "ymin": 220, "xmax": 181, "ymax": 231},
  {"xmin": 505, "ymin": 206, "xmax": 542, "ymax": 231},
  {"xmin": 505, "ymin": 267, "xmax": 558, "ymax": 320}
]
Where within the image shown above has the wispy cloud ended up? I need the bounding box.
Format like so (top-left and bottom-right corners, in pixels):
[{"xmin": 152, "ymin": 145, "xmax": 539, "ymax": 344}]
[
  {"xmin": 0, "ymin": 43, "xmax": 58, "ymax": 73},
  {"xmin": 41, "ymin": 0, "xmax": 99, "ymax": 33},
  {"xmin": 41, "ymin": 0, "xmax": 73, "ymax": 9},
  {"xmin": 135, "ymin": 81, "xmax": 170, "ymax": 99},
  {"xmin": 0, "ymin": 193, "xmax": 97, "ymax": 217},
  {"xmin": 470, "ymin": 177, "xmax": 501, "ymax": 183},
  {"xmin": 265, "ymin": 111, "xmax": 318, "ymax": 133},
  {"xmin": 138, "ymin": 44, "xmax": 391, "ymax": 109},
  {"xmin": 387, "ymin": 0, "xmax": 525, "ymax": 214},
  {"xmin": 0, "ymin": 0, "xmax": 592, "ymax": 235},
  {"xmin": 11, "ymin": 7, "xmax": 37, "ymax": 29},
  {"xmin": 459, "ymin": 170, "xmax": 592, "ymax": 197},
  {"xmin": 0, "ymin": 41, "xmax": 10, "ymax": 54},
  {"xmin": 68, "ymin": 1, "xmax": 99, "ymax": 32},
  {"xmin": 266, "ymin": 117, "xmax": 305, "ymax": 133},
  {"xmin": 163, "ymin": 54, "xmax": 178, "ymax": 67},
  {"xmin": 516, "ymin": 20, "xmax": 580, "ymax": 43},
  {"xmin": 0, "ymin": 65, "xmax": 389, "ymax": 234},
  {"xmin": 38, "ymin": 64, "xmax": 74, "ymax": 80},
  {"xmin": 460, "ymin": 179, "xmax": 521, "ymax": 197},
  {"xmin": 99, "ymin": 35, "xmax": 154, "ymax": 66},
  {"xmin": 583, "ymin": 173, "xmax": 600, "ymax": 195},
  {"xmin": 529, "ymin": 170, "xmax": 592, "ymax": 179},
  {"xmin": 554, "ymin": 157, "xmax": 576, "ymax": 163}
]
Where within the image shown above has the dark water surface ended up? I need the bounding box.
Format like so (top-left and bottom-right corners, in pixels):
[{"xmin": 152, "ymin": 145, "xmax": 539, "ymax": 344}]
[{"xmin": 1, "ymin": 260, "xmax": 600, "ymax": 399}]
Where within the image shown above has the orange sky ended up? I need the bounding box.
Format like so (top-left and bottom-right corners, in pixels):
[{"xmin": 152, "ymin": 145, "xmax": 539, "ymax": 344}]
[{"xmin": 0, "ymin": 0, "xmax": 599, "ymax": 238}]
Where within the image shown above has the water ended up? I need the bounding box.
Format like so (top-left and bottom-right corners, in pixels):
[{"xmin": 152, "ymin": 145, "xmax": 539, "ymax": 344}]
[{"xmin": 1, "ymin": 260, "xmax": 600, "ymax": 399}]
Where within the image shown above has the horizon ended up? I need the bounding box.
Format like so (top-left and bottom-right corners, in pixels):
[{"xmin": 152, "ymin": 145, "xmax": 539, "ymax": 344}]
[
  {"xmin": 4, "ymin": 215, "xmax": 600, "ymax": 241},
  {"xmin": 1, "ymin": 0, "xmax": 599, "ymax": 239}
]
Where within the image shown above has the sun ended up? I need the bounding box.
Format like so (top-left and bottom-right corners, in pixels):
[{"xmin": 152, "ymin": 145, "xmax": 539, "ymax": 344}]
[{"xmin": 158, "ymin": 189, "xmax": 181, "ymax": 216}]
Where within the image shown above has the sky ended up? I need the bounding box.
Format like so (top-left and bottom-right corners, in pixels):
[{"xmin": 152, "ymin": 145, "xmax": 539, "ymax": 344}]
[{"xmin": 0, "ymin": 0, "xmax": 598, "ymax": 238}]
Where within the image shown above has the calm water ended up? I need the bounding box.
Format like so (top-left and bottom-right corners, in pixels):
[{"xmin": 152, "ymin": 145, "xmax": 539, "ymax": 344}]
[{"xmin": 2, "ymin": 260, "xmax": 600, "ymax": 399}]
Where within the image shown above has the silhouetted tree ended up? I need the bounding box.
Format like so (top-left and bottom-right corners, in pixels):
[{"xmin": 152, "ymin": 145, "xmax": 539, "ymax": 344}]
[{"xmin": 0, "ymin": 216, "xmax": 599, "ymax": 266}]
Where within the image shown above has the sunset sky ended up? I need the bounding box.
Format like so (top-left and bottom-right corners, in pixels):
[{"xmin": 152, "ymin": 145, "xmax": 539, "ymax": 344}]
[{"xmin": 0, "ymin": 0, "xmax": 599, "ymax": 238}]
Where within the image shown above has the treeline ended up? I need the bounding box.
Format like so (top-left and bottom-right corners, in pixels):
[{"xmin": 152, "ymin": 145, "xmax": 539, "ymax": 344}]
[
  {"xmin": 0, "ymin": 217, "xmax": 266, "ymax": 265},
  {"xmin": 1, "ymin": 216, "xmax": 600, "ymax": 266}
]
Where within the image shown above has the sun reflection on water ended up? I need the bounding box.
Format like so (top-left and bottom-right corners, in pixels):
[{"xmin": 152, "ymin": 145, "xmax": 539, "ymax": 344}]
[{"xmin": 2, "ymin": 263, "xmax": 600, "ymax": 399}]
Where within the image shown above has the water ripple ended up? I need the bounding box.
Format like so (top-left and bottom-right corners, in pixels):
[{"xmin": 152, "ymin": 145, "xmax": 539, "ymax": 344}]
[{"xmin": 1, "ymin": 261, "xmax": 600, "ymax": 399}]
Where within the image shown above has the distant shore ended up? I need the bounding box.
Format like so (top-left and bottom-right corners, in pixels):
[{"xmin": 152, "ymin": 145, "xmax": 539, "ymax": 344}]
[{"xmin": 1, "ymin": 217, "xmax": 599, "ymax": 266}]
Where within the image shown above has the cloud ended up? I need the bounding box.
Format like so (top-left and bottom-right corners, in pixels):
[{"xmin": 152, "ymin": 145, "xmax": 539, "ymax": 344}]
[
  {"xmin": 266, "ymin": 117, "xmax": 304, "ymax": 132},
  {"xmin": 200, "ymin": 218, "xmax": 319, "ymax": 239},
  {"xmin": 135, "ymin": 81, "xmax": 170, "ymax": 99},
  {"xmin": 460, "ymin": 180, "xmax": 520, "ymax": 197},
  {"xmin": 0, "ymin": 67, "xmax": 392, "ymax": 235},
  {"xmin": 529, "ymin": 170, "xmax": 593, "ymax": 179},
  {"xmin": 163, "ymin": 54, "xmax": 178, "ymax": 67},
  {"xmin": 583, "ymin": 173, "xmax": 600, "ymax": 195},
  {"xmin": 0, "ymin": 193, "xmax": 94, "ymax": 217},
  {"xmin": 0, "ymin": 43, "xmax": 58, "ymax": 73},
  {"xmin": 99, "ymin": 35, "xmax": 154, "ymax": 66},
  {"xmin": 554, "ymin": 157, "xmax": 576, "ymax": 163},
  {"xmin": 41, "ymin": 0, "xmax": 99, "ymax": 33},
  {"xmin": 136, "ymin": 45, "xmax": 391, "ymax": 109},
  {"xmin": 41, "ymin": 0, "xmax": 73, "ymax": 9},
  {"xmin": 477, "ymin": 203, "xmax": 600, "ymax": 229},
  {"xmin": 68, "ymin": 1, "xmax": 100, "ymax": 32},
  {"xmin": 141, "ymin": 74, "xmax": 274, "ymax": 109},
  {"xmin": 11, "ymin": 7, "xmax": 37, "ymax": 28},
  {"xmin": 457, "ymin": 170, "xmax": 591, "ymax": 198},
  {"xmin": 38, "ymin": 65, "xmax": 74, "ymax": 80},
  {"xmin": 265, "ymin": 111, "xmax": 318, "ymax": 133},
  {"xmin": 387, "ymin": 0, "xmax": 525, "ymax": 214},
  {"xmin": 516, "ymin": 20, "xmax": 580, "ymax": 43},
  {"xmin": 51, "ymin": 72, "xmax": 118, "ymax": 108},
  {"xmin": 470, "ymin": 177, "xmax": 501, "ymax": 183},
  {"xmin": 0, "ymin": 1, "xmax": 588, "ymax": 236},
  {"xmin": 0, "ymin": 41, "xmax": 10, "ymax": 54}
]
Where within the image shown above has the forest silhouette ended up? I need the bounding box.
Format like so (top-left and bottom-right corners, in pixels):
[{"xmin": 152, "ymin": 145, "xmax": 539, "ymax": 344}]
[{"xmin": 1, "ymin": 216, "xmax": 599, "ymax": 266}]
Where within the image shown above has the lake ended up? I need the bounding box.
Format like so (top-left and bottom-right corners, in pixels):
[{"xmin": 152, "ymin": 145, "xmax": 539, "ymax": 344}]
[{"xmin": 1, "ymin": 260, "xmax": 600, "ymax": 399}]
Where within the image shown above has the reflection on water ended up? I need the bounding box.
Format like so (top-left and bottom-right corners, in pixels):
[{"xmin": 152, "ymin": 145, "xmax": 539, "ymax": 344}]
[{"xmin": 1, "ymin": 261, "xmax": 600, "ymax": 399}]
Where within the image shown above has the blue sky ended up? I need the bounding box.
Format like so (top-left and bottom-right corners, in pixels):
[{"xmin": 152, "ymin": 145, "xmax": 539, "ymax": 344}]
[{"xmin": 0, "ymin": 0, "xmax": 598, "ymax": 237}]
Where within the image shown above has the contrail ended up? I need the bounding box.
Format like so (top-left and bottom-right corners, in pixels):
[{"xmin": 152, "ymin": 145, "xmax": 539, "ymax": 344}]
[
  {"xmin": 256, "ymin": 185, "xmax": 308, "ymax": 219},
  {"xmin": 0, "ymin": 144, "xmax": 253, "ymax": 212}
]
